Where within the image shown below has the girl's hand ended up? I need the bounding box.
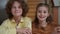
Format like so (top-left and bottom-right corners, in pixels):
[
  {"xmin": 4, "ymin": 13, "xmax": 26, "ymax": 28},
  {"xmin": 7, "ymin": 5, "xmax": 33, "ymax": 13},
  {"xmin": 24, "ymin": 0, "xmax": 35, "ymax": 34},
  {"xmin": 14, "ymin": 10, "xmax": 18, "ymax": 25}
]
[
  {"xmin": 16, "ymin": 28, "xmax": 32, "ymax": 34},
  {"xmin": 52, "ymin": 26, "xmax": 60, "ymax": 34}
]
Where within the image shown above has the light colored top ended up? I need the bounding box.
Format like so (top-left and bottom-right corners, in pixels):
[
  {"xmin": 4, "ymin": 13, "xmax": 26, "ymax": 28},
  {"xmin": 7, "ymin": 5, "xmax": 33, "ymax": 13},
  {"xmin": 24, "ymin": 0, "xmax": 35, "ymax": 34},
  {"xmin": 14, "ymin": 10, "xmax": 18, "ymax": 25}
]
[{"xmin": 0, "ymin": 17, "xmax": 32, "ymax": 34}]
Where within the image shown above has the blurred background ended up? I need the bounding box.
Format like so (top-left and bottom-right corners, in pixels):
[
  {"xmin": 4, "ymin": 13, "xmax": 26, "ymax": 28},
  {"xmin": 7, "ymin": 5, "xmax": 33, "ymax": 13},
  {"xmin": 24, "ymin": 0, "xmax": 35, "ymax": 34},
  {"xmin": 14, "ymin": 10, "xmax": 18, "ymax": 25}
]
[{"xmin": 0, "ymin": 0, "xmax": 8, "ymax": 25}]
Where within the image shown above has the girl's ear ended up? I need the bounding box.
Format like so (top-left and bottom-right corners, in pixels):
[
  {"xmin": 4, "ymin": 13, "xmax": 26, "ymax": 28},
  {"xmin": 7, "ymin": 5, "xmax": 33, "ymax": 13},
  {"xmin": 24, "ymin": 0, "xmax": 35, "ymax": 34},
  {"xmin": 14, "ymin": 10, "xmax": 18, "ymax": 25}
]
[{"xmin": 48, "ymin": 13, "xmax": 50, "ymax": 17}]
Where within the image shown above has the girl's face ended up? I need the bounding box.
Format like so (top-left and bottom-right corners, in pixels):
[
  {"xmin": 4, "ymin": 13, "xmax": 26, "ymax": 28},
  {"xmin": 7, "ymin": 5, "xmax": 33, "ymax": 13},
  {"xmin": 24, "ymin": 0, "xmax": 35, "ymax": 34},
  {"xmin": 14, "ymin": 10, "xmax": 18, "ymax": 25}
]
[
  {"xmin": 37, "ymin": 6, "xmax": 49, "ymax": 21},
  {"xmin": 11, "ymin": 1, "xmax": 22, "ymax": 17}
]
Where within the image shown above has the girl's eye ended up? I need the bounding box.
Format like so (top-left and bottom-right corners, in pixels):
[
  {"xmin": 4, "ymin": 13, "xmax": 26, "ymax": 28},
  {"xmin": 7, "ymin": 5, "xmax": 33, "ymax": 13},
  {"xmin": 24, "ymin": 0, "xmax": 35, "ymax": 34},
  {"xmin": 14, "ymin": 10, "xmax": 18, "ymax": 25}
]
[
  {"xmin": 38, "ymin": 11, "xmax": 41, "ymax": 13},
  {"xmin": 44, "ymin": 11, "xmax": 47, "ymax": 13},
  {"xmin": 14, "ymin": 7, "xmax": 16, "ymax": 8},
  {"xmin": 12, "ymin": 6, "xmax": 16, "ymax": 9},
  {"xmin": 18, "ymin": 5, "xmax": 22, "ymax": 8},
  {"xmin": 18, "ymin": 6, "xmax": 22, "ymax": 8}
]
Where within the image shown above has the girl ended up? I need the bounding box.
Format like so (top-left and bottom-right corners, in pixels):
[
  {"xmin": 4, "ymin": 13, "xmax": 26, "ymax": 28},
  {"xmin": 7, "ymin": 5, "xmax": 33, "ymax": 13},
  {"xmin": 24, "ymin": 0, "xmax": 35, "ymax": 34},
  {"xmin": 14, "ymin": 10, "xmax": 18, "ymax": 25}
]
[
  {"xmin": 0, "ymin": 0, "xmax": 32, "ymax": 34},
  {"xmin": 32, "ymin": 3, "xmax": 54, "ymax": 34}
]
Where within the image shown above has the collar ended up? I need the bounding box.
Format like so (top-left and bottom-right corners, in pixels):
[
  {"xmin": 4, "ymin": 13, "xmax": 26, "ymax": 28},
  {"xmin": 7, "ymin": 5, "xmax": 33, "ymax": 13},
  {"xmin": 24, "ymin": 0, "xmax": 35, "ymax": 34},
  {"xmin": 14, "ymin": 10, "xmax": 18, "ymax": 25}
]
[{"xmin": 10, "ymin": 17, "xmax": 24, "ymax": 23}]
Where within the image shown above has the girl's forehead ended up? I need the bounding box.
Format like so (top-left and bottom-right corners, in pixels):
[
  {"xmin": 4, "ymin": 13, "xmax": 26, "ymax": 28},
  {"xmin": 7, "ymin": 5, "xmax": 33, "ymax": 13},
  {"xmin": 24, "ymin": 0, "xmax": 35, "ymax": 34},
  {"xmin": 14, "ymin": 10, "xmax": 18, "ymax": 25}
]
[
  {"xmin": 38, "ymin": 6, "xmax": 48, "ymax": 10},
  {"xmin": 38, "ymin": 6, "xmax": 48, "ymax": 9},
  {"xmin": 58, "ymin": 26, "xmax": 60, "ymax": 28},
  {"xmin": 55, "ymin": 26, "xmax": 60, "ymax": 28},
  {"xmin": 13, "ymin": 1, "xmax": 20, "ymax": 4},
  {"xmin": 12, "ymin": 1, "xmax": 21, "ymax": 6}
]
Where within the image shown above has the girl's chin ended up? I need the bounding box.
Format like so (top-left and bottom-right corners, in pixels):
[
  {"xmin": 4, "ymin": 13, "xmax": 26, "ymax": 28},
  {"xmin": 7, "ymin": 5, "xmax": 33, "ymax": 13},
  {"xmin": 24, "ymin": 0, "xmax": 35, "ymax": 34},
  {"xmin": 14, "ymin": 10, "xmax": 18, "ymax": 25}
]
[
  {"xmin": 39, "ymin": 18, "xmax": 45, "ymax": 21},
  {"xmin": 14, "ymin": 15, "xmax": 21, "ymax": 17},
  {"xmin": 39, "ymin": 20, "xmax": 45, "ymax": 22}
]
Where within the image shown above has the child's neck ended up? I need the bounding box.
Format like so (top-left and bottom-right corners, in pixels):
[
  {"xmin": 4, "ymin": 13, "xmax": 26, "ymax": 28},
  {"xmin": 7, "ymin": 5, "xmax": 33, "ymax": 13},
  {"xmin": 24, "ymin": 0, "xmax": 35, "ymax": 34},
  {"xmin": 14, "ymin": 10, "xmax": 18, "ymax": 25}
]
[
  {"xmin": 14, "ymin": 16, "xmax": 21, "ymax": 24},
  {"xmin": 39, "ymin": 20, "xmax": 47, "ymax": 28}
]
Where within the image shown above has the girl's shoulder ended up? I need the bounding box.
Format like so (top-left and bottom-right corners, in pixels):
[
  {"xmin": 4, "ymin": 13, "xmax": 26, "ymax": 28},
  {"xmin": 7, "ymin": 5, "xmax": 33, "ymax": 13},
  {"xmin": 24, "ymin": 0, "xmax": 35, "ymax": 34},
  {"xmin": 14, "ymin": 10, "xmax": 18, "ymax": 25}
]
[
  {"xmin": 1, "ymin": 19, "xmax": 10, "ymax": 26},
  {"xmin": 48, "ymin": 21, "xmax": 57, "ymax": 27},
  {"xmin": 2, "ymin": 19, "xmax": 11, "ymax": 23},
  {"xmin": 23, "ymin": 17, "xmax": 32, "ymax": 23},
  {"xmin": 23, "ymin": 17, "xmax": 32, "ymax": 20}
]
